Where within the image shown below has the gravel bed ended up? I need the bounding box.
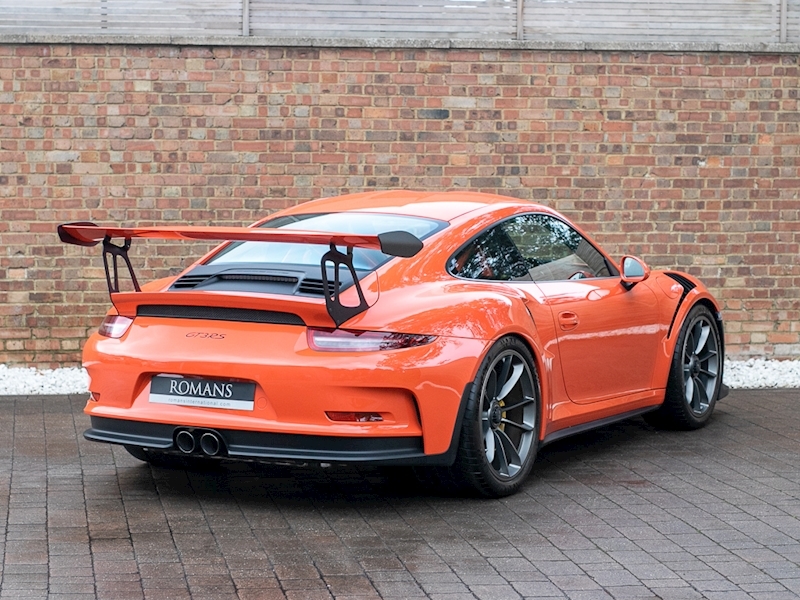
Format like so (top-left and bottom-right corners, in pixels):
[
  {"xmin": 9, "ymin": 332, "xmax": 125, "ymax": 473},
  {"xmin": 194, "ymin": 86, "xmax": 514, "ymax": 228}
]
[
  {"xmin": 722, "ymin": 358, "xmax": 800, "ymax": 390},
  {"xmin": 0, "ymin": 364, "xmax": 90, "ymax": 396},
  {"xmin": 1, "ymin": 359, "xmax": 798, "ymax": 396}
]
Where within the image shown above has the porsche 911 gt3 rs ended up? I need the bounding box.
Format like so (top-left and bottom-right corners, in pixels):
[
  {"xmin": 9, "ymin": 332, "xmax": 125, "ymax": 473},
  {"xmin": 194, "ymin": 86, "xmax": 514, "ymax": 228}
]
[{"xmin": 59, "ymin": 190, "xmax": 726, "ymax": 497}]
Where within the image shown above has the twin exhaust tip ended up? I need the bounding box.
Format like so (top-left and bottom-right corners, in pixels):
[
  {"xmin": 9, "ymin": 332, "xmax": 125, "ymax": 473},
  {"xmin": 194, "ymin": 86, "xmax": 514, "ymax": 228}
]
[{"xmin": 175, "ymin": 429, "xmax": 224, "ymax": 456}]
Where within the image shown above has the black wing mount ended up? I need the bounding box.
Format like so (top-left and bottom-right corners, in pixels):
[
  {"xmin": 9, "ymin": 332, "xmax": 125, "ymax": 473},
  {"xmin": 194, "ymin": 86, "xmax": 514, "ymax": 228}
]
[
  {"xmin": 321, "ymin": 231, "xmax": 424, "ymax": 327},
  {"xmin": 321, "ymin": 245, "xmax": 368, "ymax": 328},
  {"xmin": 58, "ymin": 222, "xmax": 423, "ymax": 328},
  {"xmin": 58, "ymin": 221, "xmax": 141, "ymax": 293},
  {"xmin": 103, "ymin": 236, "xmax": 141, "ymax": 293}
]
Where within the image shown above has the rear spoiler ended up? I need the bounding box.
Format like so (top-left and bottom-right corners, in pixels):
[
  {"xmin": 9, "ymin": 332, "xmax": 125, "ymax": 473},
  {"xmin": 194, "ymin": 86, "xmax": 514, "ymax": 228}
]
[{"xmin": 58, "ymin": 221, "xmax": 424, "ymax": 327}]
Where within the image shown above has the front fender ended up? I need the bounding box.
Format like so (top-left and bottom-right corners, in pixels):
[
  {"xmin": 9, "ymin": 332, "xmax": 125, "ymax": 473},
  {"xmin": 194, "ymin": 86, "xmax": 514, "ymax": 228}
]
[{"xmin": 656, "ymin": 275, "xmax": 723, "ymax": 388}]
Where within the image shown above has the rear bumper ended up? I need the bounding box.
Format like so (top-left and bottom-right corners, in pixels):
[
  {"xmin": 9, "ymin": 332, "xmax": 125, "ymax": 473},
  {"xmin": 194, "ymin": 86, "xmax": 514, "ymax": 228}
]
[
  {"xmin": 84, "ymin": 320, "xmax": 488, "ymax": 456},
  {"xmin": 85, "ymin": 416, "xmax": 458, "ymax": 466}
]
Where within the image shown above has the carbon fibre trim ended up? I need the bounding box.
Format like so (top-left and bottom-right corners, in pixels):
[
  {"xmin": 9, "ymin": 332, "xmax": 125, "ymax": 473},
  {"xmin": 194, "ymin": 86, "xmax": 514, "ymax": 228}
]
[
  {"xmin": 84, "ymin": 416, "xmax": 432, "ymax": 465},
  {"xmin": 172, "ymin": 274, "xmax": 209, "ymax": 289},
  {"xmin": 664, "ymin": 272, "xmax": 697, "ymax": 338},
  {"xmin": 168, "ymin": 263, "xmax": 347, "ymax": 297},
  {"xmin": 664, "ymin": 272, "xmax": 696, "ymax": 293},
  {"xmin": 136, "ymin": 304, "xmax": 305, "ymax": 325},
  {"xmin": 296, "ymin": 278, "xmax": 337, "ymax": 296},
  {"xmin": 172, "ymin": 272, "xmax": 300, "ymax": 289},
  {"xmin": 541, "ymin": 406, "xmax": 659, "ymax": 447}
]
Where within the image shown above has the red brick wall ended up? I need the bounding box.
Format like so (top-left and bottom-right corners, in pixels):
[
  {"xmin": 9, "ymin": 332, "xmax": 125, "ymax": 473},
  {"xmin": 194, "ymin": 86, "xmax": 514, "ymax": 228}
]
[{"xmin": 1, "ymin": 44, "xmax": 798, "ymax": 366}]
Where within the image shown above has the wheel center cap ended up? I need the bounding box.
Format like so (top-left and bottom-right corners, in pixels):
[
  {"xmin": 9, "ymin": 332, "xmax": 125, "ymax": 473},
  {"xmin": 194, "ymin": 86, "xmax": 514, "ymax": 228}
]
[
  {"xmin": 689, "ymin": 355, "xmax": 701, "ymax": 376},
  {"xmin": 489, "ymin": 403, "xmax": 503, "ymax": 428}
]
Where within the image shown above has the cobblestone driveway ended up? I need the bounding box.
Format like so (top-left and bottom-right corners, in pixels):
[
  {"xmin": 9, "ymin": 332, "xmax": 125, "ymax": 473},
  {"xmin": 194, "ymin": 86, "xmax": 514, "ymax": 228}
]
[{"xmin": 1, "ymin": 390, "xmax": 799, "ymax": 600}]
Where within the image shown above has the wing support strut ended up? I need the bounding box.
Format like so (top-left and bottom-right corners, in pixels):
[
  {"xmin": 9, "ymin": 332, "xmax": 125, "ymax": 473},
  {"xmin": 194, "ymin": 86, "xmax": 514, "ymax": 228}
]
[
  {"xmin": 103, "ymin": 236, "xmax": 141, "ymax": 293},
  {"xmin": 321, "ymin": 244, "xmax": 369, "ymax": 328}
]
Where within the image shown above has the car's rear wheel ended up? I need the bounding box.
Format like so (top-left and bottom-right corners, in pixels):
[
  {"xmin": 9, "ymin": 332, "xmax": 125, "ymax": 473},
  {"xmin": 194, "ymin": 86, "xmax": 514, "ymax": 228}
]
[
  {"xmin": 451, "ymin": 336, "xmax": 540, "ymax": 498},
  {"xmin": 645, "ymin": 304, "xmax": 722, "ymax": 430}
]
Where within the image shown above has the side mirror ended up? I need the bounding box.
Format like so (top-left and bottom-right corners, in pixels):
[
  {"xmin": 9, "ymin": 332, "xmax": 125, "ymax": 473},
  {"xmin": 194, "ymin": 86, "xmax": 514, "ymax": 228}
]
[{"xmin": 620, "ymin": 255, "xmax": 650, "ymax": 289}]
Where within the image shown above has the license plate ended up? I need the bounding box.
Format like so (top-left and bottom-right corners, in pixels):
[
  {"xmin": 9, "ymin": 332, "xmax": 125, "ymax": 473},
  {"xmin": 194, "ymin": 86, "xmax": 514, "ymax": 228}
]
[{"xmin": 149, "ymin": 375, "xmax": 255, "ymax": 411}]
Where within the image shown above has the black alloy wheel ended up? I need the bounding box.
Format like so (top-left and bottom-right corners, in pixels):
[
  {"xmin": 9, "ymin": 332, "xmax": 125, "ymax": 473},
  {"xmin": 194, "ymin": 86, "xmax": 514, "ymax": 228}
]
[
  {"xmin": 453, "ymin": 336, "xmax": 540, "ymax": 498},
  {"xmin": 646, "ymin": 304, "xmax": 723, "ymax": 430}
]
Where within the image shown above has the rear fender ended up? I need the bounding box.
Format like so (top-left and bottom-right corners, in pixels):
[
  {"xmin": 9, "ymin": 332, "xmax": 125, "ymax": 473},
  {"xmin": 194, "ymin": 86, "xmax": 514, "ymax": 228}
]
[
  {"xmin": 352, "ymin": 281, "xmax": 554, "ymax": 443},
  {"xmin": 347, "ymin": 281, "xmax": 533, "ymax": 340}
]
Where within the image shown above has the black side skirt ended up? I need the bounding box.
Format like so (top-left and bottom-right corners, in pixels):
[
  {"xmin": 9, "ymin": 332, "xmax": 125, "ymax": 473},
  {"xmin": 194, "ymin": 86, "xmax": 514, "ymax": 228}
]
[{"xmin": 541, "ymin": 406, "xmax": 659, "ymax": 447}]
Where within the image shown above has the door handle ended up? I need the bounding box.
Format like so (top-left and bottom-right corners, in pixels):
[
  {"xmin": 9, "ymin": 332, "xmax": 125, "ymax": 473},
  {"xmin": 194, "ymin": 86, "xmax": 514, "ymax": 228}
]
[{"xmin": 558, "ymin": 311, "xmax": 579, "ymax": 331}]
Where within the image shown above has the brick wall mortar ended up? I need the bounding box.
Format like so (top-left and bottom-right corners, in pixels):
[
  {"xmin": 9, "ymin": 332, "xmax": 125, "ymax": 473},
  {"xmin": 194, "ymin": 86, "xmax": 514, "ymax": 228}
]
[{"xmin": 0, "ymin": 44, "xmax": 798, "ymax": 366}]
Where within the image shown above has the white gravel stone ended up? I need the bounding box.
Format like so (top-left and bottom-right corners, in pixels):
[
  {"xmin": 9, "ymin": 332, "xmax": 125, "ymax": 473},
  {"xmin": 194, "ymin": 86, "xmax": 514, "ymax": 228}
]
[
  {"xmin": 0, "ymin": 359, "xmax": 798, "ymax": 395},
  {"xmin": 723, "ymin": 358, "xmax": 800, "ymax": 389},
  {"xmin": 0, "ymin": 364, "xmax": 90, "ymax": 396}
]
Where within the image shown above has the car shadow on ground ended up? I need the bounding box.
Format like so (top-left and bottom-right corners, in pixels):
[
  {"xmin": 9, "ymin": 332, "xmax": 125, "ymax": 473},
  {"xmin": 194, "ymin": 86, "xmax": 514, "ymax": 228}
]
[{"xmin": 116, "ymin": 413, "xmax": 691, "ymax": 506}]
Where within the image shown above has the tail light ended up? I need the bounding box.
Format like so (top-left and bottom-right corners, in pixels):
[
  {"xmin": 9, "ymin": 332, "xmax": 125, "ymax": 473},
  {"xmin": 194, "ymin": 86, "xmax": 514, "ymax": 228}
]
[
  {"xmin": 98, "ymin": 315, "xmax": 134, "ymax": 338},
  {"xmin": 307, "ymin": 328, "xmax": 436, "ymax": 352}
]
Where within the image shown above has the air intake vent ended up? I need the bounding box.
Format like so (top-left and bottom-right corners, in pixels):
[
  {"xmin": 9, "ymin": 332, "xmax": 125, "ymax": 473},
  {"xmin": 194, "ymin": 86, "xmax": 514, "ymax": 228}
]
[
  {"xmin": 218, "ymin": 274, "xmax": 299, "ymax": 284},
  {"xmin": 664, "ymin": 272, "xmax": 696, "ymax": 294},
  {"xmin": 297, "ymin": 278, "xmax": 338, "ymax": 297},
  {"xmin": 172, "ymin": 274, "xmax": 209, "ymax": 289},
  {"xmin": 137, "ymin": 305, "xmax": 305, "ymax": 326},
  {"xmin": 664, "ymin": 272, "xmax": 697, "ymax": 337}
]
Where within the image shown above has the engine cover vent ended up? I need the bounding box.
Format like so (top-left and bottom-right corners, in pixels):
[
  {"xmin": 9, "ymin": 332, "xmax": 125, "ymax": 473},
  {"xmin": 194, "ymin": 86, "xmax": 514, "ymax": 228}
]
[
  {"xmin": 297, "ymin": 278, "xmax": 338, "ymax": 297},
  {"xmin": 171, "ymin": 274, "xmax": 209, "ymax": 289},
  {"xmin": 137, "ymin": 305, "xmax": 305, "ymax": 326}
]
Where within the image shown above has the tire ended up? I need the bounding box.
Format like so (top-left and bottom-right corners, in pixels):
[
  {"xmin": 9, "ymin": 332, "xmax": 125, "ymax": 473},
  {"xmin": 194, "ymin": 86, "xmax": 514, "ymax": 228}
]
[
  {"xmin": 645, "ymin": 304, "xmax": 723, "ymax": 430},
  {"xmin": 449, "ymin": 336, "xmax": 541, "ymax": 498}
]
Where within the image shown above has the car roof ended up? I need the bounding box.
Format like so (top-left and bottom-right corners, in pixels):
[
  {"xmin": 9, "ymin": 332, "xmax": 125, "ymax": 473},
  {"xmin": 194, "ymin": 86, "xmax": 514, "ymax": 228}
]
[{"xmin": 277, "ymin": 190, "xmax": 551, "ymax": 222}]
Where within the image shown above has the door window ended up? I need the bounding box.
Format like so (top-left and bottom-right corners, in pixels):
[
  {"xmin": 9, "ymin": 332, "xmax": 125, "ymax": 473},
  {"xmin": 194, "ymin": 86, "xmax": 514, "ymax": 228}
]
[
  {"xmin": 503, "ymin": 214, "xmax": 612, "ymax": 281},
  {"xmin": 449, "ymin": 214, "xmax": 613, "ymax": 282},
  {"xmin": 448, "ymin": 225, "xmax": 530, "ymax": 281}
]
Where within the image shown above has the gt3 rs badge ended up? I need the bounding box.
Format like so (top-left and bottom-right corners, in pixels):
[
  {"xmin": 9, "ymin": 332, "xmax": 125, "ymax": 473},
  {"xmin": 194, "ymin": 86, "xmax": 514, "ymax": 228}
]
[{"xmin": 186, "ymin": 332, "xmax": 226, "ymax": 339}]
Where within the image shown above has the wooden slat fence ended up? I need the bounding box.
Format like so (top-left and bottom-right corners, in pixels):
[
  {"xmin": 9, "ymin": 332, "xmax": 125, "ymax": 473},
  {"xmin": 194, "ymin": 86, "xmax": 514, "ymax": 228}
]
[
  {"xmin": 790, "ymin": 0, "xmax": 800, "ymax": 41},
  {"xmin": 249, "ymin": 0, "xmax": 516, "ymax": 39},
  {"xmin": 0, "ymin": 0, "xmax": 798, "ymax": 43},
  {"xmin": 523, "ymin": 0, "xmax": 782, "ymax": 43},
  {"xmin": 0, "ymin": 0, "xmax": 242, "ymax": 35}
]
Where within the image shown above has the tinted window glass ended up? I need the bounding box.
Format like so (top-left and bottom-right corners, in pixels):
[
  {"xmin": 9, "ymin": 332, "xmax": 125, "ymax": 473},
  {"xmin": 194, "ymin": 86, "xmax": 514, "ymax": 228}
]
[
  {"xmin": 209, "ymin": 212, "xmax": 445, "ymax": 271},
  {"xmin": 448, "ymin": 225, "xmax": 529, "ymax": 281},
  {"xmin": 503, "ymin": 214, "xmax": 611, "ymax": 281}
]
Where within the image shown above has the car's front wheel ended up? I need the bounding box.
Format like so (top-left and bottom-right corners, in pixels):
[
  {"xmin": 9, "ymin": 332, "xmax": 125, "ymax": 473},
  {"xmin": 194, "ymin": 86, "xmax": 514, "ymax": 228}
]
[
  {"xmin": 451, "ymin": 336, "xmax": 541, "ymax": 498},
  {"xmin": 646, "ymin": 304, "xmax": 722, "ymax": 430}
]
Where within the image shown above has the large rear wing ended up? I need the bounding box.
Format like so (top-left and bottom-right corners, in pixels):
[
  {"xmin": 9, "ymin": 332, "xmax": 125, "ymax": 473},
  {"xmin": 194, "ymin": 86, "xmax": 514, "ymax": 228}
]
[{"xmin": 58, "ymin": 221, "xmax": 424, "ymax": 327}]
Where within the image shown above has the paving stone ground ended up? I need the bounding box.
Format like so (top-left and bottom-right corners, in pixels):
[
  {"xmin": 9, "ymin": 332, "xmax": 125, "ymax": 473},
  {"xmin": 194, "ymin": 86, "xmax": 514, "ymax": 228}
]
[{"xmin": 1, "ymin": 390, "xmax": 799, "ymax": 600}]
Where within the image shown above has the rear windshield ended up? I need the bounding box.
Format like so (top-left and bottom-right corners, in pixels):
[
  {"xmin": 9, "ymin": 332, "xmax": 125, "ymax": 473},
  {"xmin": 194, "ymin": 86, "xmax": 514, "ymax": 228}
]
[{"xmin": 208, "ymin": 212, "xmax": 446, "ymax": 270}]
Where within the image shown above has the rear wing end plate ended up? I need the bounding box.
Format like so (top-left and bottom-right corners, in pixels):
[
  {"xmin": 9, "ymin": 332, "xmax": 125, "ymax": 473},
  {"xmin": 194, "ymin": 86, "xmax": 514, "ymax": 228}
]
[{"xmin": 58, "ymin": 222, "xmax": 424, "ymax": 327}]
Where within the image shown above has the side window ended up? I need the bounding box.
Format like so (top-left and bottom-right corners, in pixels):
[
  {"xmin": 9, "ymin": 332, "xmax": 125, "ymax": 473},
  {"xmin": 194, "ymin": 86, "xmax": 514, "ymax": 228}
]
[
  {"xmin": 502, "ymin": 214, "xmax": 612, "ymax": 282},
  {"xmin": 448, "ymin": 225, "xmax": 530, "ymax": 281}
]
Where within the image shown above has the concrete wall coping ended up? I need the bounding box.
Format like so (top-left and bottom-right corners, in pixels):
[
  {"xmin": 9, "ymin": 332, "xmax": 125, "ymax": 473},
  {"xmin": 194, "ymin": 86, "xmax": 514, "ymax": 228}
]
[{"xmin": 2, "ymin": 33, "xmax": 799, "ymax": 53}]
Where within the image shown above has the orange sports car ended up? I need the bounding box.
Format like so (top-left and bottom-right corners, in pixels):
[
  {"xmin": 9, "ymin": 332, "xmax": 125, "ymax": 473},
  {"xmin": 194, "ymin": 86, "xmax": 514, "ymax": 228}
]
[{"xmin": 59, "ymin": 191, "xmax": 726, "ymax": 497}]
